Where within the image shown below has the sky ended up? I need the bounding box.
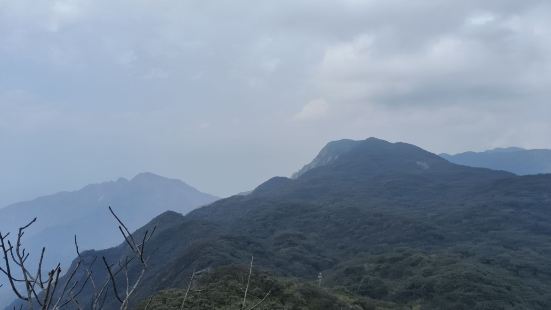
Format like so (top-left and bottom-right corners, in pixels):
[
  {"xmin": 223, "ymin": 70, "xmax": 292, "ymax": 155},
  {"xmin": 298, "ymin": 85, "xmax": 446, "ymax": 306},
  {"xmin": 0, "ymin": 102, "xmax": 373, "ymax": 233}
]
[{"xmin": 1, "ymin": 0, "xmax": 551, "ymax": 206}]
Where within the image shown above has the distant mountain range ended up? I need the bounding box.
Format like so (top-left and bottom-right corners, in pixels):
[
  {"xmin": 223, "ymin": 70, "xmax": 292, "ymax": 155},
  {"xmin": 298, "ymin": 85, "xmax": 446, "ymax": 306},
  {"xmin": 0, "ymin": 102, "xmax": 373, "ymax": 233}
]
[
  {"xmin": 441, "ymin": 147, "xmax": 551, "ymax": 175},
  {"xmin": 49, "ymin": 138, "xmax": 551, "ymax": 309},
  {"xmin": 0, "ymin": 173, "xmax": 218, "ymax": 306}
]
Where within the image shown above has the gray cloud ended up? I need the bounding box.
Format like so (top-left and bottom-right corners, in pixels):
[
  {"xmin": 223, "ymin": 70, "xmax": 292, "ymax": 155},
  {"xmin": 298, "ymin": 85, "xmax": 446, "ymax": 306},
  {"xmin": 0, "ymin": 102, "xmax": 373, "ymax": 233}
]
[{"xmin": 0, "ymin": 0, "xmax": 550, "ymax": 206}]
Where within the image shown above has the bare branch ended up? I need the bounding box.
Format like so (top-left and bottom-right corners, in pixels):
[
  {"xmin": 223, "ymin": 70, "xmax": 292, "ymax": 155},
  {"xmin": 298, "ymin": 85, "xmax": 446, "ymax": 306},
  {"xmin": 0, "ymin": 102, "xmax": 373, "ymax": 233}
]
[
  {"xmin": 144, "ymin": 297, "xmax": 153, "ymax": 310},
  {"xmin": 108, "ymin": 207, "xmax": 138, "ymax": 251},
  {"xmin": 1, "ymin": 229, "xmax": 30, "ymax": 300},
  {"xmin": 36, "ymin": 248, "xmax": 46, "ymax": 288},
  {"xmin": 246, "ymin": 289, "xmax": 272, "ymax": 310},
  {"xmin": 53, "ymin": 260, "xmax": 82, "ymax": 308},
  {"xmin": 74, "ymin": 236, "xmax": 81, "ymax": 257},
  {"xmin": 1, "ymin": 208, "xmax": 158, "ymax": 310},
  {"xmin": 241, "ymin": 256, "xmax": 254, "ymax": 310},
  {"xmin": 179, "ymin": 270, "xmax": 195, "ymax": 310},
  {"xmin": 102, "ymin": 256, "xmax": 123, "ymax": 304}
]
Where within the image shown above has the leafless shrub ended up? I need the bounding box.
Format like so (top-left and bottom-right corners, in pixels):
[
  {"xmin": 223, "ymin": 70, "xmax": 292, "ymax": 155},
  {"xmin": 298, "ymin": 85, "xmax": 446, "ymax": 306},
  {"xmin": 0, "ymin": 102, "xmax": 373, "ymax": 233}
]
[
  {"xmin": 0, "ymin": 206, "xmax": 156, "ymax": 310},
  {"xmin": 101, "ymin": 206, "xmax": 156, "ymax": 310}
]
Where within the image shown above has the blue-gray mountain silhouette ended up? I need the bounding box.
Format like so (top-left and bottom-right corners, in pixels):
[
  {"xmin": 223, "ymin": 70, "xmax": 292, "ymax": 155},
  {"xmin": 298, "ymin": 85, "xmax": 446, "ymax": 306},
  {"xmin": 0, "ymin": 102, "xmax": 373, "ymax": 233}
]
[
  {"xmin": 441, "ymin": 147, "xmax": 551, "ymax": 175},
  {"xmin": 0, "ymin": 173, "xmax": 217, "ymax": 305}
]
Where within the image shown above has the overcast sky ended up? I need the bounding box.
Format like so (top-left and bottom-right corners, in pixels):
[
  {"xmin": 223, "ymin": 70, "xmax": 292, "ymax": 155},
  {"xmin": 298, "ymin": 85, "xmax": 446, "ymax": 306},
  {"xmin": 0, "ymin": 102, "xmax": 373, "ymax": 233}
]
[{"xmin": 1, "ymin": 0, "xmax": 550, "ymax": 206}]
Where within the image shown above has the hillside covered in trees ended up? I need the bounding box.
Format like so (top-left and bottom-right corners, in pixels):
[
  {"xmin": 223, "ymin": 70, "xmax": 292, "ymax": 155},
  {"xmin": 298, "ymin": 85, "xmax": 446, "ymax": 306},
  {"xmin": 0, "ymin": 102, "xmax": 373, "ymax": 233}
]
[{"xmin": 7, "ymin": 138, "xmax": 551, "ymax": 309}]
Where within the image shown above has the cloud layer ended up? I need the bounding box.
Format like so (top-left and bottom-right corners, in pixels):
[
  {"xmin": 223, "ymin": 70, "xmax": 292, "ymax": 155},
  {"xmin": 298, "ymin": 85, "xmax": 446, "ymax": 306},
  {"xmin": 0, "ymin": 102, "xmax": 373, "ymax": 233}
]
[{"xmin": 1, "ymin": 0, "xmax": 550, "ymax": 205}]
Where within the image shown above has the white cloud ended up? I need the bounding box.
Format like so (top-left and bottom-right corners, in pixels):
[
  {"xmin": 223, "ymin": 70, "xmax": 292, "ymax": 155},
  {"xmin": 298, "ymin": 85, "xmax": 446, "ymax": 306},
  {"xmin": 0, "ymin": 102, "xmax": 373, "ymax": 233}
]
[
  {"xmin": 142, "ymin": 67, "xmax": 169, "ymax": 80},
  {"xmin": 117, "ymin": 50, "xmax": 138, "ymax": 66},
  {"xmin": 467, "ymin": 12, "xmax": 496, "ymax": 26},
  {"xmin": 1, "ymin": 0, "xmax": 551, "ymax": 206},
  {"xmin": 316, "ymin": 6, "xmax": 551, "ymax": 110},
  {"xmin": 293, "ymin": 99, "xmax": 329, "ymax": 121},
  {"xmin": 47, "ymin": 0, "xmax": 85, "ymax": 32},
  {"xmin": 260, "ymin": 58, "xmax": 281, "ymax": 73}
]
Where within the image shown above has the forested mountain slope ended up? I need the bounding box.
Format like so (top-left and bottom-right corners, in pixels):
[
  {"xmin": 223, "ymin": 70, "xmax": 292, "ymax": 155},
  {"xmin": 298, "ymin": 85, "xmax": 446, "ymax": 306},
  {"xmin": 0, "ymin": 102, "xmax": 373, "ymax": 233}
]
[{"xmin": 49, "ymin": 138, "xmax": 551, "ymax": 309}]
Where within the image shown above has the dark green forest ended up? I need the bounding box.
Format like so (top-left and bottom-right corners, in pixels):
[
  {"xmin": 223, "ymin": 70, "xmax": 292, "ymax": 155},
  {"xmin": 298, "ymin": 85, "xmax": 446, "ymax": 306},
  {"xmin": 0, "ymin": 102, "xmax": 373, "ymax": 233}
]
[{"xmin": 22, "ymin": 138, "xmax": 551, "ymax": 309}]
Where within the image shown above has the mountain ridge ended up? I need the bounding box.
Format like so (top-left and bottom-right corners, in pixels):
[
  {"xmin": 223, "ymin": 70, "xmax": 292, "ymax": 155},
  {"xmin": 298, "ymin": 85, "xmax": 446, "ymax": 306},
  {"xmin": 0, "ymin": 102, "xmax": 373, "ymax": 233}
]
[
  {"xmin": 44, "ymin": 138, "xmax": 551, "ymax": 309},
  {"xmin": 441, "ymin": 147, "xmax": 551, "ymax": 175},
  {"xmin": 0, "ymin": 172, "xmax": 218, "ymax": 306}
]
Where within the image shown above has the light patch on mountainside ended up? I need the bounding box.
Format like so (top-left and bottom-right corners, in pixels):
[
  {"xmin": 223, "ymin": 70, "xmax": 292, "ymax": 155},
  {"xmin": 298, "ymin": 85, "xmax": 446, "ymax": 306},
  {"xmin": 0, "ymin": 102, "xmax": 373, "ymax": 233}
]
[{"xmin": 292, "ymin": 139, "xmax": 360, "ymax": 178}]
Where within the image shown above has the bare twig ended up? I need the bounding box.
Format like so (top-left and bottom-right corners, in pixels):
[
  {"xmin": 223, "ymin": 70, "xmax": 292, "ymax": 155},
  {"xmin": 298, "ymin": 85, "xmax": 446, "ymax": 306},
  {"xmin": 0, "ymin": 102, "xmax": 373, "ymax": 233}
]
[
  {"xmin": 144, "ymin": 297, "xmax": 153, "ymax": 310},
  {"xmin": 102, "ymin": 256, "xmax": 123, "ymax": 304},
  {"xmin": 246, "ymin": 289, "xmax": 272, "ymax": 310},
  {"xmin": 241, "ymin": 256, "xmax": 254, "ymax": 310},
  {"xmin": 1, "ymin": 207, "xmax": 157, "ymax": 310},
  {"xmin": 105, "ymin": 207, "xmax": 157, "ymax": 310},
  {"xmin": 1, "ymin": 231, "xmax": 27, "ymax": 300},
  {"xmin": 109, "ymin": 207, "xmax": 137, "ymax": 252},
  {"xmin": 179, "ymin": 270, "xmax": 195, "ymax": 310}
]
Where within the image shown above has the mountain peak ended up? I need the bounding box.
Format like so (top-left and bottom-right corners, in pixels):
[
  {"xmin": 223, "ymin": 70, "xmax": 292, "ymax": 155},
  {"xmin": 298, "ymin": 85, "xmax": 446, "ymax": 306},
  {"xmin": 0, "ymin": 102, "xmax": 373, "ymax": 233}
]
[
  {"xmin": 130, "ymin": 172, "xmax": 196, "ymax": 188},
  {"xmin": 292, "ymin": 138, "xmax": 439, "ymax": 178},
  {"xmin": 131, "ymin": 172, "xmax": 171, "ymax": 182},
  {"xmin": 292, "ymin": 139, "xmax": 367, "ymax": 178}
]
